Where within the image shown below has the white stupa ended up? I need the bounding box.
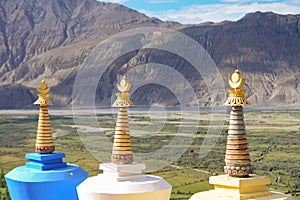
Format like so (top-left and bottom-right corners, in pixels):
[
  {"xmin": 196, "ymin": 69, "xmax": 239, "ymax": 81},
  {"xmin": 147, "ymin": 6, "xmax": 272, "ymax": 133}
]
[{"xmin": 77, "ymin": 76, "xmax": 172, "ymax": 200}]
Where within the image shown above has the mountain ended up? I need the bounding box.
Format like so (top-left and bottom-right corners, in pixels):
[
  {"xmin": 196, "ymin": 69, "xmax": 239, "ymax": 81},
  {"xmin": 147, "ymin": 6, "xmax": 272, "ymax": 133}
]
[
  {"xmin": 0, "ymin": 0, "xmax": 299, "ymax": 108},
  {"xmin": 181, "ymin": 12, "xmax": 300, "ymax": 106}
]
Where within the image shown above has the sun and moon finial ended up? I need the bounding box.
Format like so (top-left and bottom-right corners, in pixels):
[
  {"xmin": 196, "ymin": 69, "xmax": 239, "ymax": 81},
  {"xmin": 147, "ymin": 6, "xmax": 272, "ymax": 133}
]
[
  {"xmin": 229, "ymin": 69, "xmax": 245, "ymax": 89},
  {"xmin": 34, "ymin": 80, "xmax": 53, "ymax": 106},
  {"xmin": 225, "ymin": 69, "xmax": 250, "ymax": 106},
  {"xmin": 113, "ymin": 76, "xmax": 134, "ymax": 107},
  {"xmin": 117, "ymin": 76, "xmax": 131, "ymax": 93}
]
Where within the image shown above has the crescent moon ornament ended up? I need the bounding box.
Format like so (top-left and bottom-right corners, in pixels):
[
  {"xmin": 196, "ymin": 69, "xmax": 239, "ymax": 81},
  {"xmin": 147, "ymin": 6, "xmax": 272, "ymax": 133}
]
[
  {"xmin": 229, "ymin": 69, "xmax": 245, "ymax": 89},
  {"xmin": 37, "ymin": 86, "xmax": 50, "ymax": 94}
]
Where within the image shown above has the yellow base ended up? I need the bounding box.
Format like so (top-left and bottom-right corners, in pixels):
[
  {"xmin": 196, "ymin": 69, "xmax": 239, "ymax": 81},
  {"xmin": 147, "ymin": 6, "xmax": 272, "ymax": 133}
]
[{"xmin": 189, "ymin": 174, "xmax": 292, "ymax": 200}]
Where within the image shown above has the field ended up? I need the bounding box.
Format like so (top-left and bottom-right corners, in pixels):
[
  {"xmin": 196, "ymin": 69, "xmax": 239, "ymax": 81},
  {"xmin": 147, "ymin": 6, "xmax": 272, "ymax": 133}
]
[{"xmin": 0, "ymin": 108, "xmax": 300, "ymax": 200}]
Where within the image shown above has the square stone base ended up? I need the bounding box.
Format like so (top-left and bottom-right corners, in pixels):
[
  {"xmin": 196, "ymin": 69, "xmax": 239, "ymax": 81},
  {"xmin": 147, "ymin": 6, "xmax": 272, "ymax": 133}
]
[
  {"xmin": 210, "ymin": 174, "xmax": 271, "ymax": 199},
  {"xmin": 189, "ymin": 190, "xmax": 292, "ymax": 200},
  {"xmin": 189, "ymin": 174, "xmax": 292, "ymax": 200},
  {"xmin": 100, "ymin": 162, "xmax": 146, "ymax": 181},
  {"xmin": 25, "ymin": 152, "xmax": 67, "ymax": 170}
]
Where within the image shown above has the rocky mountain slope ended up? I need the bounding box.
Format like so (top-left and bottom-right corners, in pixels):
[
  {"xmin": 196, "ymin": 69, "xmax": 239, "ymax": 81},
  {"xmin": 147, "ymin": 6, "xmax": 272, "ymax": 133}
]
[
  {"xmin": 181, "ymin": 12, "xmax": 300, "ymax": 106},
  {"xmin": 0, "ymin": 0, "xmax": 299, "ymax": 108}
]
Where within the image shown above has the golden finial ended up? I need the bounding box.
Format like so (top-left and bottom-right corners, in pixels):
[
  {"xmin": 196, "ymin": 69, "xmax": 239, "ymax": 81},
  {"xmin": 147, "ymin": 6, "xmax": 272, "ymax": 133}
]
[
  {"xmin": 225, "ymin": 69, "xmax": 250, "ymax": 106},
  {"xmin": 34, "ymin": 80, "xmax": 55, "ymax": 154},
  {"xmin": 34, "ymin": 80, "xmax": 53, "ymax": 106},
  {"xmin": 229, "ymin": 69, "xmax": 245, "ymax": 89},
  {"xmin": 112, "ymin": 76, "xmax": 134, "ymax": 107},
  {"xmin": 117, "ymin": 76, "xmax": 131, "ymax": 93}
]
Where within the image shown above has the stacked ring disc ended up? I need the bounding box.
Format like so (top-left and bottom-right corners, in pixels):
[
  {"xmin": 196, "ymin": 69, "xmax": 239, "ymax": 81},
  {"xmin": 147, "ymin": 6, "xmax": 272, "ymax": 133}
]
[
  {"xmin": 224, "ymin": 106, "xmax": 252, "ymax": 177},
  {"xmin": 111, "ymin": 107, "xmax": 133, "ymax": 164},
  {"xmin": 35, "ymin": 106, "xmax": 55, "ymax": 153}
]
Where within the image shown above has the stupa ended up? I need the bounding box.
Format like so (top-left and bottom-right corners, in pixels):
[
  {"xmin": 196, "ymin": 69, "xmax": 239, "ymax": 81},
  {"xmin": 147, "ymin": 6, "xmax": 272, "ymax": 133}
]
[
  {"xmin": 189, "ymin": 70, "xmax": 292, "ymax": 200},
  {"xmin": 77, "ymin": 76, "xmax": 172, "ymax": 200},
  {"xmin": 5, "ymin": 80, "xmax": 87, "ymax": 200}
]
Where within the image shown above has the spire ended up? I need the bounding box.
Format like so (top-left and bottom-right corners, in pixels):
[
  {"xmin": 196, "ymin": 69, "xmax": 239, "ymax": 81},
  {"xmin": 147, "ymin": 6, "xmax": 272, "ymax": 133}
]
[
  {"xmin": 224, "ymin": 70, "xmax": 253, "ymax": 177},
  {"xmin": 34, "ymin": 80, "xmax": 55, "ymax": 154},
  {"xmin": 111, "ymin": 76, "xmax": 134, "ymax": 165}
]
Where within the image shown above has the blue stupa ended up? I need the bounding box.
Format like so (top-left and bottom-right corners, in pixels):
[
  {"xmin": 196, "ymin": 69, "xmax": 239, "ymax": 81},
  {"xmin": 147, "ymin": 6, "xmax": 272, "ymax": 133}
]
[{"xmin": 5, "ymin": 80, "xmax": 88, "ymax": 200}]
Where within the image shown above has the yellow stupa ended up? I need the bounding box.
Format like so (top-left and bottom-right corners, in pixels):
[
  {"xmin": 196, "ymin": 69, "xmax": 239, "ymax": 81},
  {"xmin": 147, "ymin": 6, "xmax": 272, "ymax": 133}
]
[
  {"xmin": 33, "ymin": 80, "xmax": 55, "ymax": 153},
  {"xmin": 111, "ymin": 76, "xmax": 134, "ymax": 164},
  {"xmin": 189, "ymin": 69, "xmax": 292, "ymax": 200}
]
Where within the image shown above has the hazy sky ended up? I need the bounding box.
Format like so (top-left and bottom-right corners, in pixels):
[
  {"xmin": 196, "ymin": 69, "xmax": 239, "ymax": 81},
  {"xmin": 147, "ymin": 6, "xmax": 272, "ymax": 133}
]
[{"xmin": 101, "ymin": 0, "xmax": 300, "ymax": 24}]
